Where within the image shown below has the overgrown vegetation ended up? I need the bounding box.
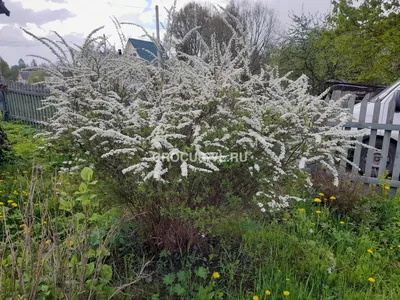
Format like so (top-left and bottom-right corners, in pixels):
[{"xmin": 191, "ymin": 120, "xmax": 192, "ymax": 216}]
[
  {"xmin": 0, "ymin": 1, "xmax": 399, "ymax": 299},
  {"xmin": 2, "ymin": 123, "xmax": 400, "ymax": 299}
]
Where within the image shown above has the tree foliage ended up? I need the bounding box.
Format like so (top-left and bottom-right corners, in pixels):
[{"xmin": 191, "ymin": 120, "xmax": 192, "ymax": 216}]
[
  {"xmin": 170, "ymin": 1, "xmax": 279, "ymax": 74},
  {"xmin": 326, "ymin": 0, "xmax": 400, "ymax": 84},
  {"xmin": 273, "ymin": 13, "xmax": 338, "ymax": 95}
]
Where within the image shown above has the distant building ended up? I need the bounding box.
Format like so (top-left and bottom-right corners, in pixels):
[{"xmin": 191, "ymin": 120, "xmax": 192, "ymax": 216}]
[
  {"xmin": 0, "ymin": 0, "xmax": 10, "ymax": 17},
  {"xmin": 124, "ymin": 38, "xmax": 158, "ymax": 62},
  {"xmin": 18, "ymin": 71, "xmax": 33, "ymax": 83}
]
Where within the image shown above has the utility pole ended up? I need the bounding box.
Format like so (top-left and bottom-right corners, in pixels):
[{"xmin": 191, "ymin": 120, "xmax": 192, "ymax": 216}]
[{"xmin": 155, "ymin": 5, "xmax": 161, "ymax": 66}]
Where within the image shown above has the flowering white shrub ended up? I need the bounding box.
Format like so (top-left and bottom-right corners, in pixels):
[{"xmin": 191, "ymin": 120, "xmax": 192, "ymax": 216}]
[{"xmin": 28, "ymin": 10, "xmax": 365, "ymax": 209}]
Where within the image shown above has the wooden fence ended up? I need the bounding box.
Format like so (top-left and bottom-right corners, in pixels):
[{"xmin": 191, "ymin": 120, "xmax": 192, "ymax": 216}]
[
  {"xmin": 0, "ymin": 81, "xmax": 53, "ymax": 125},
  {"xmin": 330, "ymin": 89, "xmax": 400, "ymax": 196}
]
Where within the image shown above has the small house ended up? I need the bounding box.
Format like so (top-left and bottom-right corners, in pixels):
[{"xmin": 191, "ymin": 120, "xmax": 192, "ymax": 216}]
[
  {"xmin": 18, "ymin": 71, "xmax": 33, "ymax": 83},
  {"xmin": 124, "ymin": 38, "xmax": 158, "ymax": 62}
]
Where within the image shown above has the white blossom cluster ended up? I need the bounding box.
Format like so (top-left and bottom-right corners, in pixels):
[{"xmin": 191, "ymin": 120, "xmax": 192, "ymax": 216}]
[{"xmin": 28, "ymin": 10, "xmax": 366, "ymax": 209}]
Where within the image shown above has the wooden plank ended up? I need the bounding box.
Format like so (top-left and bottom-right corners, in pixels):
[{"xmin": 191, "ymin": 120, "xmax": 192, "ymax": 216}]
[
  {"xmin": 378, "ymin": 97, "xmax": 396, "ymax": 176},
  {"xmin": 6, "ymin": 89, "xmax": 49, "ymax": 97},
  {"xmin": 347, "ymin": 94, "xmax": 356, "ymax": 114},
  {"xmin": 344, "ymin": 174, "xmax": 400, "ymax": 188},
  {"xmin": 340, "ymin": 94, "xmax": 357, "ymax": 171},
  {"xmin": 352, "ymin": 94, "xmax": 370, "ymax": 173},
  {"xmin": 9, "ymin": 91, "xmax": 18, "ymax": 121},
  {"xmin": 331, "ymin": 90, "xmax": 342, "ymax": 101},
  {"xmin": 391, "ymin": 91, "xmax": 400, "ymax": 182},
  {"xmin": 329, "ymin": 122, "xmax": 400, "ymax": 131},
  {"xmin": 365, "ymin": 98, "xmax": 382, "ymax": 177}
]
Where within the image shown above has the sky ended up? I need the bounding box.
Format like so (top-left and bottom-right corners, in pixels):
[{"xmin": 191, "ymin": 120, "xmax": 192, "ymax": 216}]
[{"xmin": 0, "ymin": 0, "xmax": 333, "ymax": 66}]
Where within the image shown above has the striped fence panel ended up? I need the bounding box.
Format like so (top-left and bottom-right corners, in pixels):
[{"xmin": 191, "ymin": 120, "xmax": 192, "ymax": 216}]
[
  {"xmin": 1, "ymin": 81, "xmax": 52, "ymax": 126},
  {"xmin": 331, "ymin": 90, "xmax": 400, "ymax": 197}
]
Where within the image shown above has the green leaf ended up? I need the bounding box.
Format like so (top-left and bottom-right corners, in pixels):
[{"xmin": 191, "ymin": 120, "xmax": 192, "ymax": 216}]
[
  {"xmin": 79, "ymin": 182, "xmax": 88, "ymax": 193},
  {"xmin": 86, "ymin": 262, "xmax": 95, "ymax": 277},
  {"xmin": 75, "ymin": 212, "xmax": 85, "ymax": 221},
  {"xmin": 82, "ymin": 199, "xmax": 91, "ymax": 206},
  {"xmin": 163, "ymin": 273, "xmax": 176, "ymax": 285},
  {"xmin": 81, "ymin": 167, "xmax": 94, "ymax": 182},
  {"xmin": 87, "ymin": 249, "xmax": 97, "ymax": 258},
  {"xmin": 59, "ymin": 199, "xmax": 72, "ymax": 211},
  {"xmin": 102, "ymin": 264, "xmax": 113, "ymax": 282},
  {"xmin": 177, "ymin": 270, "xmax": 188, "ymax": 282},
  {"xmin": 70, "ymin": 255, "xmax": 78, "ymax": 265},
  {"xmin": 172, "ymin": 283, "xmax": 185, "ymax": 296},
  {"xmin": 40, "ymin": 285, "xmax": 49, "ymax": 292},
  {"xmin": 195, "ymin": 266, "xmax": 208, "ymax": 279}
]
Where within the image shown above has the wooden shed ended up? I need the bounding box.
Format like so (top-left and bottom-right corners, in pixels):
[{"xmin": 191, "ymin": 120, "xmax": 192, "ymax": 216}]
[{"xmin": 327, "ymin": 80, "xmax": 386, "ymax": 104}]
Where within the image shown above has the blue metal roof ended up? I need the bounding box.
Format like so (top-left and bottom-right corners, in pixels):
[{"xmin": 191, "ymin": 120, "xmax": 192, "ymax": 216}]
[{"xmin": 128, "ymin": 38, "xmax": 158, "ymax": 62}]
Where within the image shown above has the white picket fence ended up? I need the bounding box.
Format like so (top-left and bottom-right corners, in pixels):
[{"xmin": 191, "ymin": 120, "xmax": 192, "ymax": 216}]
[{"xmin": 330, "ymin": 89, "xmax": 400, "ymax": 196}]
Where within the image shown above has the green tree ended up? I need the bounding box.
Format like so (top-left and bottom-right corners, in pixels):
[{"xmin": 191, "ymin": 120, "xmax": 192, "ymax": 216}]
[
  {"xmin": 327, "ymin": 0, "xmax": 400, "ymax": 84},
  {"xmin": 27, "ymin": 70, "xmax": 46, "ymax": 83},
  {"xmin": 273, "ymin": 13, "xmax": 338, "ymax": 95},
  {"xmin": 0, "ymin": 57, "xmax": 10, "ymax": 80},
  {"xmin": 18, "ymin": 58, "xmax": 27, "ymax": 69},
  {"xmin": 0, "ymin": 57, "xmax": 19, "ymax": 81}
]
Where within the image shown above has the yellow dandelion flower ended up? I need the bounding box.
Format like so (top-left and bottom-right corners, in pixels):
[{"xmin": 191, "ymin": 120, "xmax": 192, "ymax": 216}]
[
  {"xmin": 298, "ymin": 208, "xmax": 305, "ymax": 213},
  {"xmin": 0, "ymin": 179, "xmax": 4, "ymax": 182},
  {"xmin": 23, "ymin": 202, "xmax": 28, "ymax": 205},
  {"xmin": 45, "ymin": 239, "xmax": 52, "ymax": 245},
  {"xmin": 265, "ymin": 290, "xmax": 271, "ymax": 296},
  {"xmin": 397, "ymin": 244, "xmax": 400, "ymax": 248},
  {"xmin": 277, "ymin": 269, "xmax": 281, "ymax": 273},
  {"xmin": 12, "ymin": 190, "xmax": 18, "ymax": 195},
  {"xmin": 11, "ymin": 203, "xmax": 18, "ymax": 207},
  {"xmin": 0, "ymin": 216, "xmax": 3, "ymax": 219},
  {"xmin": 368, "ymin": 277, "xmax": 375, "ymax": 283},
  {"xmin": 384, "ymin": 185, "xmax": 390, "ymax": 190},
  {"xmin": 7, "ymin": 200, "xmax": 13, "ymax": 204},
  {"xmin": 68, "ymin": 241, "xmax": 74, "ymax": 247},
  {"xmin": 390, "ymin": 246, "xmax": 393, "ymax": 250},
  {"xmin": 283, "ymin": 291, "xmax": 290, "ymax": 297},
  {"xmin": 0, "ymin": 202, "xmax": 4, "ymax": 206},
  {"xmin": 339, "ymin": 221, "xmax": 345, "ymax": 225},
  {"xmin": 253, "ymin": 296, "xmax": 259, "ymax": 300},
  {"xmin": 316, "ymin": 210, "xmax": 321, "ymax": 214},
  {"xmin": 329, "ymin": 196, "xmax": 336, "ymax": 200},
  {"xmin": 34, "ymin": 203, "xmax": 39, "ymax": 207},
  {"xmin": 23, "ymin": 170, "xmax": 28, "ymax": 174},
  {"xmin": 42, "ymin": 220, "xmax": 47, "ymax": 225},
  {"xmin": 19, "ymin": 224, "xmax": 25, "ymax": 229},
  {"xmin": 314, "ymin": 198, "xmax": 322, "ymax": 203},
  {"xmin": 367, "ymin": 249, "xmax": 373, "ymax": 254},
  {"xmin": 212, "ymin": 272, "xmax": 220, "ymax": 279},
  {"xmin": 366, "ymin": 227, "xmax": 370, "ymax": 230},
  {"xmin": 285, "ymin": 278, "xmax": 290, "ymax": 281},
  {"xmin": 318, "ymin": 193, "xmax": 324, "ymax": 197}
]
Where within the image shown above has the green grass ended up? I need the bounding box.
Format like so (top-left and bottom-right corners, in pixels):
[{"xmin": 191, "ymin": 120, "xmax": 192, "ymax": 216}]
[{"xmin": 2, "ymin": 121, "xmax": 400, "ymax": 299}]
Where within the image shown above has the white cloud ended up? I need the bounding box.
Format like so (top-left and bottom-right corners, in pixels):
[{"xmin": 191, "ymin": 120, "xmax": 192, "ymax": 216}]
[
  {"xmin": 0, "ymin": 0, "xmax": 75, "ymax": 26},
  {"xmin": 0, "ymin": 0, "xmax": 332, "ymax": 65}
]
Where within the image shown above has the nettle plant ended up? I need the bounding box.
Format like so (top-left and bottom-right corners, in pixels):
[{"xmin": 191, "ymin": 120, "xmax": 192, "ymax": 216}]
[{"xmin": 28, "ymin": 11, "xmax": 364, "ymax": 210}]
